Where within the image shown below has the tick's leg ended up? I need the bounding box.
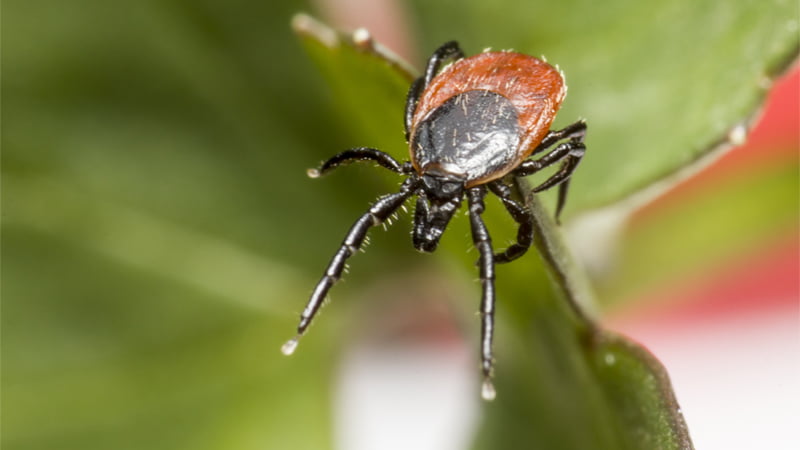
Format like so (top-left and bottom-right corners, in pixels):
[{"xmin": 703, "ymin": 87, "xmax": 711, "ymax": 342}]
[
  {"xmin": 531, "ymin": 119, "xmax": 587, "ymax": 156},
  {"xmin": 405, "ymin": 41, "xmax": 465, "ymax": 139},
  {"xmin": 513, "ymin": 141, "xmax": 585, "ymax": 223},
  {"xmin": 488, "ymin": 180, "xmax": 533, "ymax": 264},
  {"xmin": 528, "ymin": 145, "xmax": 585, "ymax": 223},
  {"xmin": 309, "ymin": 147, "xmax": 413, "ymax": 178},
  {"xmin": 552, "ymin": 178, "xmax": 572, "ymax": 224},
  {"xmin": 512, "ymin": 138, "xmax": 586, "ymax": 224},
  {"xmin": 404, "ymin": 77, "xmax": 425, "ymax": 141},
  {"xmin": 513, "ymin": 138, "xmax": 586, "ymax": 177},
  {"xmin": 282, "ymin": 177, "xmax": 419, "ymax": 355},
  {"xmin": 467, "ymin": 186, "xmax": 498, "ymax": 401},
  {"xmin": 522, "ymin": 120, "xmax": 587, "ymax": 222},
  {"xmin": 424, "ymin": 41, "xmax": 465, "ymax": 86}
]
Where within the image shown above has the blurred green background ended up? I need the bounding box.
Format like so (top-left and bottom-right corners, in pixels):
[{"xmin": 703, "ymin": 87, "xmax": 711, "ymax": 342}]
[
  {"xmin": 2, "ymin": 0, "xmax": 797, "ymax": 449},
  {"xmin": 4, "ymin": 1, "xmax": 353, "ymax": 449}
]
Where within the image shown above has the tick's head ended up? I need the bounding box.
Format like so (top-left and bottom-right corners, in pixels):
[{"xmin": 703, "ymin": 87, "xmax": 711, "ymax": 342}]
[
  {"xmin": 412, "ymin": 172, "xmax": 464, "ymax": 253},
  {"xmin": 419, "ymin": 172, "xmax": 465, "ymax": 203}
]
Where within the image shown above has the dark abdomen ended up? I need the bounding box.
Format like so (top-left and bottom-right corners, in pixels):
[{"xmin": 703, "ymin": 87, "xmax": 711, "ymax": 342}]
[{"xmin": 411, "ymin": 90, "xmax": 520, "ymax": 184}]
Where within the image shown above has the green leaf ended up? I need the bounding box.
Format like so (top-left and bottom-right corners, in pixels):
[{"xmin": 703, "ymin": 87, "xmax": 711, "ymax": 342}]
[
  {"xmin": 408, "ymin": 0, "xmax": 799, "ymax": 216},
  {"xmin": 292, "ymin": 14, "xmax": 416, "ymax": 160},
  {"xmin": 470, "ymin": 191, "xmax": 692, "ymax": 450},
  {"xmin": 295, "ymin": 17, "xmax": 692, "ymax": 450}
]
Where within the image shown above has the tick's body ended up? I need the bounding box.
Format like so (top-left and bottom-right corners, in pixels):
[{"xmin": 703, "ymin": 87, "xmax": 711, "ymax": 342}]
[
  {"xmin": 283, "ymin": 41, "xmax": 587, "ymax": 400},
  {"xmin": 410, "ymin": 52, "xmax": 566, "ymax": 186}
]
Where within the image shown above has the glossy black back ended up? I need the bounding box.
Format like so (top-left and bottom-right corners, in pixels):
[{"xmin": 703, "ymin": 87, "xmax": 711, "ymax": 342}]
[{"xmin": 411, "ymin": 90, "xmax": 520, "ymax": 182}]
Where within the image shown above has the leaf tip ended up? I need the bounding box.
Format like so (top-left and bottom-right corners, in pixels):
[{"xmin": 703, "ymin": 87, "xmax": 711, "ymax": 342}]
[{"xmin": 291, "ymin": 13, "xmax": 338, "ymax": 48}]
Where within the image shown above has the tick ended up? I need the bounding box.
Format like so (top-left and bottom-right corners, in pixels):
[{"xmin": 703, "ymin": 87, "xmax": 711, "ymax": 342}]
[{"xmin": 282, "ymin": 41, "xmax": 587, "ymax": 400}]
